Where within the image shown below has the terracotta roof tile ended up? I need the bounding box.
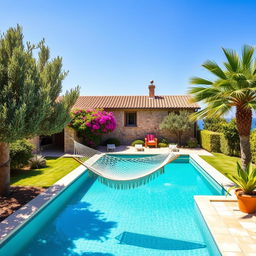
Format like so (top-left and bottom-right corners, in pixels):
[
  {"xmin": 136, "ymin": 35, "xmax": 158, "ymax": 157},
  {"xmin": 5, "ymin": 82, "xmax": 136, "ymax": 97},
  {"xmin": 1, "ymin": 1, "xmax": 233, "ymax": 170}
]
[{"xmin": 71, "ymin": 95, "xmax": 199, "ymax": 109}]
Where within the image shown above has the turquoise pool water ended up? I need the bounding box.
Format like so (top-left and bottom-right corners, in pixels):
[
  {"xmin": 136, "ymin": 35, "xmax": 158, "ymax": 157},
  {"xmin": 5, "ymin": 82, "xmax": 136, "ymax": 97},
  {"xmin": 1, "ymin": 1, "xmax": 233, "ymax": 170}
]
[{"xmin": 0, "ymin": 155, "xmax": 224, "ymax": 256}]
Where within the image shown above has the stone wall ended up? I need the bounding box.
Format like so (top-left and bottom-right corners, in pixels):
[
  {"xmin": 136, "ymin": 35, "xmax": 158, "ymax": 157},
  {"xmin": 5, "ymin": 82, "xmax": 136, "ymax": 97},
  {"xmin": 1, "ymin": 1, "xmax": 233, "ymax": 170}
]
[
  {"xmin": 29, "ymin": 109, "xmax": 196, "ymax": 152},
  {"xmin": 28, "ymin": 136, "xmax": 40, "ymax": 153},
  {"xmin": 102, "ymin": 109, "xmax": 196, "ymax": 145},
  {"xmin": 64, "ymin": 126, "xmax": 79, "ymax": 153}
]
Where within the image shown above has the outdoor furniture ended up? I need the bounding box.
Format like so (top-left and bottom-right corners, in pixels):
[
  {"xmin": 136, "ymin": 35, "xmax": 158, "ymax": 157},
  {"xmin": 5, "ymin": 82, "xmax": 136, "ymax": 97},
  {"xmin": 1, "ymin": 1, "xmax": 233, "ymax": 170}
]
[
  {"xmin": 169, "ymin": 144, "xmax": 179, "ymax": 152},
  {"xmin": 145, "ymin": 134, "xmax": 158, "ymax": 148},
  {"xmin": 135, "ymin": 144, "xmax": 144, "ymax": 151},
  {"xmin": 107, "ymin": 144, "xmax": 116, "ymax": 152}
]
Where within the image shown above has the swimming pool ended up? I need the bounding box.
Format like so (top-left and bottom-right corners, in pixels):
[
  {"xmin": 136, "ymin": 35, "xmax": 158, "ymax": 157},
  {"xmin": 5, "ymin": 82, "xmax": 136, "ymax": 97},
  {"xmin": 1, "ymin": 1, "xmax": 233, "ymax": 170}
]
[{"xmin": 0, "ymin": 155, "xmax": 224, "ymax": 256}]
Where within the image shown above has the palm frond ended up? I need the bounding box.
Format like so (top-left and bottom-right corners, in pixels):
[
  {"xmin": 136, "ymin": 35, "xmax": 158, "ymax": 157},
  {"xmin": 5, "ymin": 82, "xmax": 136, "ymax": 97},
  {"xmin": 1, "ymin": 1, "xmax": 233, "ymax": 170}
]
[
  {"xmin": 190, "ymin": 77, "xmax": 213, "ymax": 85},
  {"xmin": 222, "ymin": 47, "xmax": 240, "ymax": 72},
  {"xmin": 242, "ymin": 45, "xmax": 254, "ymax": 69},
  {"xmin": 188, "ymin": 86, "xmax": 221, "ymax": 102},
  {"xmin": 202, "ymin": 60, "xmax": 227, "ymax": 79}
]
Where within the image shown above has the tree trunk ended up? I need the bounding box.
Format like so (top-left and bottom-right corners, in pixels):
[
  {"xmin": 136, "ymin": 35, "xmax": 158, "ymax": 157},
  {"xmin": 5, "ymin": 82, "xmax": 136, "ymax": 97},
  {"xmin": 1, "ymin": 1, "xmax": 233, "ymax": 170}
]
[
  {"xmin": 236, "ymin": 106, "xmax": 252, "ymax": 169},
  {"xmin": 0, "ymin": 142, "xmax": 10, "ymax": 196}
]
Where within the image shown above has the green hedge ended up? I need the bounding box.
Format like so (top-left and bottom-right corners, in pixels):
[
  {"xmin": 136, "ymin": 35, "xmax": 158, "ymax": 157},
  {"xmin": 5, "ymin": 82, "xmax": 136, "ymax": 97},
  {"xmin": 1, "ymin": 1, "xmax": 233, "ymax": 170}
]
[
  {"xmin": 251, "ymin": 130, "xmax": 256, "ymax": 163},
  {"xmin": 201, "ymin": 130, "xmax": 239, "ymax": 156},
  {"xmin": 220, "ymin": 133, "xmax": 232, "ymax": 156},
  {"xmin": 200, "ymin": 130, "xmax": 221, "ymax": 152}
]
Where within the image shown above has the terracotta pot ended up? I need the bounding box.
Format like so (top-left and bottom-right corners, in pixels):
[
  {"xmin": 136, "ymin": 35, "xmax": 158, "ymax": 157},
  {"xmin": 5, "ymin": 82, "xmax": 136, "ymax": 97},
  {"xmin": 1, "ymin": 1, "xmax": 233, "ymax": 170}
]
[{"xmin": 235, "ymin": 189, "xmax": 256, "ymax": 214}]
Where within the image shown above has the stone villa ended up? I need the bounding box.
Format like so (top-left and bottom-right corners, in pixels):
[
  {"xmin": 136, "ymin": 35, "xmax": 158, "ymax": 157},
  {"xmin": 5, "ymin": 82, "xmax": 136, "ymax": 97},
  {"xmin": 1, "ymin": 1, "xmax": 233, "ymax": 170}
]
[{"xmin": 30, "ymin": 81, "xmax": 200, "ymax": 153}]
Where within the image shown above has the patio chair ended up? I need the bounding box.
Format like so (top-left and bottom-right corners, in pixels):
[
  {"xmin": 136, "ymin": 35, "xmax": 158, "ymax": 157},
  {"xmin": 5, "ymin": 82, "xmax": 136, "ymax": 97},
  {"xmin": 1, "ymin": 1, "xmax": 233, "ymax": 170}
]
[
  {"xmin": 107, "ymin": 144, "xmax": 116, "ymax": 152},
  {"xmin": 169, "ymin": 144, "xmax": 179, "ymax": 152},
  {"xmin": 145, "ymin": 134, "xmax": 158, "ymax": 148},
  {"xmin": 135, "ymin": 144, "xmax": 144, "ymax": 151}
]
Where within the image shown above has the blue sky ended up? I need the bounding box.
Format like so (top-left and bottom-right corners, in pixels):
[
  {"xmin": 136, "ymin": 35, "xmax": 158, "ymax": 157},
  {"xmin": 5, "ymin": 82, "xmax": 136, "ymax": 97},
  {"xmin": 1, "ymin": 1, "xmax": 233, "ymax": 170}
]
[{"xmin": 1, "ymin": 0, "xmax": 256, "ymax": 96}]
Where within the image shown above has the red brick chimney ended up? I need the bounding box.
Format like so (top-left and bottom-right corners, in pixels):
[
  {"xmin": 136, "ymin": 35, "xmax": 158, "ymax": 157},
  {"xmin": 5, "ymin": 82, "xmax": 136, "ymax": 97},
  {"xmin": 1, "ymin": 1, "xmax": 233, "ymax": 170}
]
[{"xmin": 148, "ymin": 80, "xmax": 155, "ymax": 99}]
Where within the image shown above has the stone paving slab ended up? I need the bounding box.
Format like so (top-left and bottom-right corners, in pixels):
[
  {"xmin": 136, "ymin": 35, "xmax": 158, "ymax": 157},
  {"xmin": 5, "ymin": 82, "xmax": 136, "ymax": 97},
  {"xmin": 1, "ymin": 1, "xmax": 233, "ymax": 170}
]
[{"xmin": 196, "ymin": 196, "xmax": 256, "ymax": 256}]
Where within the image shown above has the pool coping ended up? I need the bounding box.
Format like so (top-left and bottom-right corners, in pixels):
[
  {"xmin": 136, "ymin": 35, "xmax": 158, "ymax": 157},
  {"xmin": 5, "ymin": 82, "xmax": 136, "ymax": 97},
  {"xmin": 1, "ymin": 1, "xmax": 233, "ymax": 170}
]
[{"xmin": 0, "ymin": 153, "xmax": 237, "ymax": 255}]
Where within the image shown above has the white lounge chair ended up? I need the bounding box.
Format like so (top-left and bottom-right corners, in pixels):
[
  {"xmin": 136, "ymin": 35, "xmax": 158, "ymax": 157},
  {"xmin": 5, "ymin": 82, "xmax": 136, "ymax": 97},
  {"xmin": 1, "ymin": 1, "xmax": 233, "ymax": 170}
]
[
  {"xmin": 169, "ymin": 144, "xmax": 179, "ymax": 152},
  {"xmin": 107, "ymin": 144, "xmax": 116, "ymax": 152},
  {"xmin": 135, "ymin": 144, "xmax": 144, "ymax": 151}
]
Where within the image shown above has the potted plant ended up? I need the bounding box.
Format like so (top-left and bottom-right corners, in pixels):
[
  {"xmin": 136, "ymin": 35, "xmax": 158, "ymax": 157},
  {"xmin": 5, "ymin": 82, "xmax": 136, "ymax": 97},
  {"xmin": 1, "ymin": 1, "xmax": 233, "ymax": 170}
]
[{"xmin": 225, "ymin": 162, "xmax": 256, "ymax": 214}]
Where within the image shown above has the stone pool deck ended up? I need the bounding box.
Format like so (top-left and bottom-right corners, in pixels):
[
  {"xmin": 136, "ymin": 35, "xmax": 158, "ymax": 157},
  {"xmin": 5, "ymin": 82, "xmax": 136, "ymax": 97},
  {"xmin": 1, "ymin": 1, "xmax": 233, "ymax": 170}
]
[
  {"xmin": 193, "ymin": 155, "xmax": 256, "ymax": 256},
  {"xmin": 97, "ymin": 146, "xmax": 213, "ymax": 156},
  {"xmin": 42, "ymin": 146, "xmax": 213, "ymax": 157},
  {"xmin": 196, "ymin": 196, "xmax": 256, "ymax": 256}
]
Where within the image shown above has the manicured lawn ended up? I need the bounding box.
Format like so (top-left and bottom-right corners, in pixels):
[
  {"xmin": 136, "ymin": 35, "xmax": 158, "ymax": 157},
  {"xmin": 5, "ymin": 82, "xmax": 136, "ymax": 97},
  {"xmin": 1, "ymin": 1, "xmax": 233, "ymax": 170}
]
[
  {"xmin": 11, "ymin": 157, "xmax": 81, "ymax": 187},
  {"xmin": 200, "ymin": 152, "xmax": 241, "ymax": 177}
]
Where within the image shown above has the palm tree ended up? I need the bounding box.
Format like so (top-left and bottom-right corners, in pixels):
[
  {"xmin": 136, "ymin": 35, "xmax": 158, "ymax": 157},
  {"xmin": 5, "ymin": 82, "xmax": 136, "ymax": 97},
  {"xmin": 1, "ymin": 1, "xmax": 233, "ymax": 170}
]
[{"xmin": 189, "ymin": 45, "xmax": 256, "ymax": 169}]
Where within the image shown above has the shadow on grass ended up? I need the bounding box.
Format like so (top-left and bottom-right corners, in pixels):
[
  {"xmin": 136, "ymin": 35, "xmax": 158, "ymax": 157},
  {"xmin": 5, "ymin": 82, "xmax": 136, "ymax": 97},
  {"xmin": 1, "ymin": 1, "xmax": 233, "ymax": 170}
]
[
  {"xmin": 10, "ymin": 157, "xmax": 65, "ymax": 184},
  {"xmin": 10, "ymin": 169, "xmax": 44, "ymax": 184}
]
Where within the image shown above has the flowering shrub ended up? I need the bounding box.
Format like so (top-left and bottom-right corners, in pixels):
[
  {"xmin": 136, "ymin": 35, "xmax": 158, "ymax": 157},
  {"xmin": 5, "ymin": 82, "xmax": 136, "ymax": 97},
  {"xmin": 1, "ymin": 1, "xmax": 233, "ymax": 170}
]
[{"xmin": 69, "ymin": 109, "xmax": 117, "ymax": 147}]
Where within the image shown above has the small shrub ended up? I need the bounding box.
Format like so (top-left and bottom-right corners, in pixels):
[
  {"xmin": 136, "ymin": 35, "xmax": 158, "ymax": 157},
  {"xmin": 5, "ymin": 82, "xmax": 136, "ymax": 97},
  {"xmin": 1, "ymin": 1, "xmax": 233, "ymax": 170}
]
[
  {"xmin": 158, "ymin": 142, "xmax": 168, "ymax": 147},
  {"xmin": 158, "ymin": 137, "xmax": 168, "ymax": 144},
  {"xmin": 29, "ymin": 155, "xmax": 47, "ymax": 169},
  {"xmin": 200, "ymin": 130, "xmax": 221, "ymax": 152},
  {"xmin": 131, "ymin": 139, "xmax": 145, "ymax": 146},
  {"xmin": 10, "ymin": 139, "xmax": 33, "ymax": 169},
  {"xmin": 187, "ymin": 138, "xmax": 198, "ymax": 148},
  {"xmin": 103, "ymin": 138, "xmax": 121, "ymax": 146}
]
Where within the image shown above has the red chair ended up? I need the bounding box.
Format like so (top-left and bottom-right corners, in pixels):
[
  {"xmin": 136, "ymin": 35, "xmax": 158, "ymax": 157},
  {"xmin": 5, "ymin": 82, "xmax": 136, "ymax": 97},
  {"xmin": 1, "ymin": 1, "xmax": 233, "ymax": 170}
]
[{"xmin": 145, "ymin": 134, "xmax": 158, "ymax": 148}]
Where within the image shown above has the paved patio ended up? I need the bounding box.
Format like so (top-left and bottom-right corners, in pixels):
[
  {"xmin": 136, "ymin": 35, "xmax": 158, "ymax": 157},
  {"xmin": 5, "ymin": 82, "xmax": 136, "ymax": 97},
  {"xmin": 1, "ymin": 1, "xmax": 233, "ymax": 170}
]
[
  {"xmin": 41, "ymin": 146, "xmax": 213, "ymax": 157},
  {"xmin": 196, "ymin": 196, "xmax": 256, "ymax": 256},
  {"xmin": 97, "ymin": 146, "xmax": 213, "ymax": 155}
]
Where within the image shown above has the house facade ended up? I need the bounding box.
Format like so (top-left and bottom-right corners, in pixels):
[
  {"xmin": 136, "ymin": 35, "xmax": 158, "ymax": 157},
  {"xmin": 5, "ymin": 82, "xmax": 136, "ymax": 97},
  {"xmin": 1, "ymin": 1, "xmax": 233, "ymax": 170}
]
[{"xmin": 31, "ymin": 82, "xmax": 200, "ymax": 153}]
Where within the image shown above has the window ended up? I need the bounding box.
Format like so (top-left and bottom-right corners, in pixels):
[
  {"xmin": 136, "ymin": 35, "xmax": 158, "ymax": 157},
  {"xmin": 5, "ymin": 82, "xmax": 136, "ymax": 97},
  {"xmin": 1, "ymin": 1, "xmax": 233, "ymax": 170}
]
[{"xmin": 125, "ymin": 112, "xmax": 137, "ymax": 126}]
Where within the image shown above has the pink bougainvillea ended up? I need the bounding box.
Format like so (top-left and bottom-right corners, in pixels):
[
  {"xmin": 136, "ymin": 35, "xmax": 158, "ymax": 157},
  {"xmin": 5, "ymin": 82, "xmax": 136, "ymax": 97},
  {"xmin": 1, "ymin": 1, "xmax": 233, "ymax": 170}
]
[{"xmin": 69, "ymin": 109, "xmax": 116, "ymax": 147}]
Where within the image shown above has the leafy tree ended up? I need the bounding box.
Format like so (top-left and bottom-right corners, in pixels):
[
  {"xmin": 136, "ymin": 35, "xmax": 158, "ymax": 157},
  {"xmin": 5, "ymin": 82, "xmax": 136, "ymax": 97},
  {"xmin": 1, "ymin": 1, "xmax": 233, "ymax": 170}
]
[
  {"xmin": 160, "ymin": 111, "xmax": 193, "ymax": 146},
  {"xmin": 203, "ymin": 117, "xmax": 227, "ymax": 132},
  {"xmin": 189, "ymin": 45, "xmax": 256, "ymax": 169},
  {"xmin": 0, "ymin": 25, "xmax": 79, "ymax": 195}
]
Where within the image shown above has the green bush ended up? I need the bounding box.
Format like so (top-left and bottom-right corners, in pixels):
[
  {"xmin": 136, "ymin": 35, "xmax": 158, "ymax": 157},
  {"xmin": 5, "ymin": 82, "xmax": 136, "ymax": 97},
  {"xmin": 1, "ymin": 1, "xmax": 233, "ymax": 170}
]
[
  {"xmin": 103, "ymin": 138, "xmax": 121, "ymax": 146},
  {"xmin": 10, "ymin": 139, "xmax": 33, "ymax": 169},
  {"xmin": 158, "ymin": 142, "xmax": 168, "ymax": 147},
  {"xmin": 221, "ymin": 119, "xmax": 240, "ymax": 156},
  {"xmin": 131, "ymin": 139, "xmax": 145, "ymax": 146},
  {"xmin": 187, "ymin": 137, "xmax": 198, "ymax": 148},
  {"xmin": 251, "ymin": 130, "xmax": 256, "ymax": 163},
  {"xmin": 158, "ymin": 137, "xmax": 168, "ymax": 144},
  {"xmin": 200, "ymin": 130, "xmax": 221, "ymax": 152},
  {"xmin": 203, "ymin": 117, "xmax": 227, "ymax": 132},
  {"xmin": 219, "ymin": 133, "xmax": 232, "ymax": 155}
]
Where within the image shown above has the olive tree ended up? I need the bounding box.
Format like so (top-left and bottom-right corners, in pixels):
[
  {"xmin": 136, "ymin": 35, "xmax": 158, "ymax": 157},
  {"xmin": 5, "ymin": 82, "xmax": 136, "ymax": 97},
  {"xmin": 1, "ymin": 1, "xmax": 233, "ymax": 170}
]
[
  {"xmin": 0, "ymin": 25, "xmax": 79, "ymax": 195},
  {"xmin": 160, "ymin": 111, "xmax": 193, "ymax": 146}
]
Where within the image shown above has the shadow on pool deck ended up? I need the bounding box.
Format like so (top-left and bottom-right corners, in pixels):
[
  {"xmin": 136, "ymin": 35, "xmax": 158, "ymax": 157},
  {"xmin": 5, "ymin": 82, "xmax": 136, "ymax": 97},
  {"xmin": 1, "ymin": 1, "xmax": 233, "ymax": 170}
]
[{"xmin": 116, "ymin": 231, "xmax": 206, "ymax": 250}]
